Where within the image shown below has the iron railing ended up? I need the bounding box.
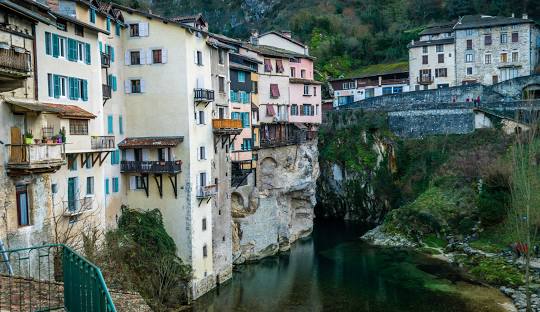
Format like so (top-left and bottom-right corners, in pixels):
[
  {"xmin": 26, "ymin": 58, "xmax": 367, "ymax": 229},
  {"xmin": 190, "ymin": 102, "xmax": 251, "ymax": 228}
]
[
  {"xmin": 62, "ymin": 197, "xmax": 93, "ymax": 216},
  {"xmin": 196, "ymin": 184, "xmax": 217, "ymax": 198},
  {"xmin": 417, "ymin": 76, "xmax": 434, "ymax": 85},
  {"xmin": 91, "ymin": 136, "xmax": 115, "ymax": 150},
  {"xmin": 194, "ymin": 88, "xmax": 215, "ymax": 102},
  {"xmin": 102, "ymin": 84, "xmax": 112, "ymax": 99},
  {"xmin": 0, "ymin": 244, "xmax": 116, "ymax": 312},
  {"xmin": 101, "ymin": 52, "xmax": 110, "ymax": 68},
  {"xmin": 120, "ymin": 160, "xmax": 182, "ymax": 174},
  {"xmin": 0, "ymin": 47, "xmax": 31, "ymax": 73}
]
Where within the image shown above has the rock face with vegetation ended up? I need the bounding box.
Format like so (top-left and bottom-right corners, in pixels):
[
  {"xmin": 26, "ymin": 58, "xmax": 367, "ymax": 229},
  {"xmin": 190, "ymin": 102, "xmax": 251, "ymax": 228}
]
[{"xmin": 231, "ymin": 141, "xmax": 319, "ymax": 263}]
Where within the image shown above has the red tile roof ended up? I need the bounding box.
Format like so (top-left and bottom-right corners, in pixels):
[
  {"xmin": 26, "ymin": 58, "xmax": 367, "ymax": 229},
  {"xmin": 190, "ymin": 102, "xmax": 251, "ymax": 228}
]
[{"xmin": 118, "ymin": 137, "xmax": 184, "ymax": 149}]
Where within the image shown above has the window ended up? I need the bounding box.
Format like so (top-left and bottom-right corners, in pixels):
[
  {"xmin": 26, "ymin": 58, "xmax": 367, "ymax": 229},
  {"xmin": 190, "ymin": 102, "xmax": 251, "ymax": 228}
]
[
  {"xmin": 422, "ymin": 46, "xmax": 428, "ymax": 53},
  {"xmin": 130, "ymin": 23, "xmax": 139, "ymax": 37},
  {"xmin": 119, "ymin": 116, "xmax": 123, "ymax": 134},
  {"xmin": 112, "ymin": 177, "xmax": 119, "ymax": 193},
  {"xmin": 252, "ymin": 81, "xmax": 258, "ymax": 94},
  {"xmin": 301, "ymin": 69, "xmax": 306, "ymax": 78},
  {"xmin": 264, "ymin": 58, "xmax": 272, "ymax": 72},
  {"xmin": 58, "ymin": 37, "xmax": 66, "ymax": 58},
  {"xmin": 107, "ymin": 115, "xmax": 113, "ymax": 134},
  {"xmin": 365, "ymin": 88, "xmax": 375, "ymax": 98},
  {"xmin": 202, "ymin": 218, "xmax": 207, "ymax": 231},
  {"xmin": 238, "ymin": 71, "xmax": 246, "ymax": 83},
  {"xmin": 291, "ymin": 104, "xmax": 299, "ymax": 115},
  {"xmin": 68, "ymin": 155, "xmax": 77, "ymax": 171},
  {"xmin": 135, "ymin": 176, "xmax": 145, "ymax": 189},
  {"xmin": 422, "ymin": 55, "xmax": 428, "ymax": 64},
  {"xmin": 342, "ymin": 82, "xmax": 349, "ymax": 89},
  {"xmin": 69, "ymin": 119, "xmax": 88, "ymax": 135},
  {"xmin": 290, "ymin": 67, "xmax": 296, "ymax": 77},
  {"xmin": 152, "ymin": 49, "xmax": 162, "ymax": 64},
  {"xmin": 466, "ymin": 67, "xmax": 473, "ymax": 75},
  {"xmin": 500, "ymin": 33, "xmax": 508, "ymax": 44},
  {"xmin": 218, "ymin": 76, "xmax": 225, "ymax": 93},
  {"xmin": 436, "ymin": 44, "xmax": 444, "ymax": 52},
  {"xmin": 349, "ymin": 82, "xmax": 355, "ymax": 89},
  {"xmin": 16, "ymin": 185, "xmax": 30, "ymax": 226},
  {"xmin": 85, "ymin": 154, "xmax": 92, "ymax": 168},
  {"xmin": 337, "ymin": 96, "xmax": 354, "ymax": 105},
  {"xmin": 105, "ymin": 178, "xmax": 110, "ymax": 195},
  {"xmin": 240, "ymin": 112, "xmax": 249, "ymax": 128},
  {"xmin": 75, "ymin": 24, "xmax": 84, "ymax": 37},
  {"xmin": 203, "ymin": 245, "xmax": 208, "ymax": 258},
  {"xmin": 115, "ymin": 23, "xmax": 121, "ymax": 36},
  {"xmin": 466, "ymin": 29, "xmax": 473, "ymax": 36},
  {"xmin": 218, "ymin": 48, "xmax": 224, "ymax": 65},
  {"xmin": 130, "ymin": 51, "xmax": 141, "ymax": 65},
  {"xmin": 392, "ymin": 86, "xmax": 403, "ymax": 93},
  {"xmin": 130, "ymin": 79, "xmax": 141, "ymax": 93},
  {"xmin": 111, "ymin": 149, "xmax": 120, "ymax": 165},
  {"xmin": 196, "ymin": 50, "xmax": 203, "ymax": 65},
  {"xmin": 484, "ymin": 34, "xmax": 492, "ymax": 46},
  {"xmin": 512, "ymin": 32, "xmax": 519, "ymax": 42},
  {"xmin": 435, "ymin": 68, "xmax": 447, "ymax": 77},
  {"xmin": 197, "ymin": 110, "xmax": 205, "ymax": 125},
  {"xmin": 314, "ymin": 86, "xmax": 317, "ymax": 96},
  {"xmin": 500, "ymin": 52, "xmax": 508, "ymax": 63},
  {"xmin": 465, "ymin": 53, "xmax": 474, "ymax": 63},
  {"xmin": 275, "ymin": 59, "xmax": 284, "ymax": 73},
  {"xmin": 301, "ymin": 104, "xmax": 314, "ymax": 116},
  {"xmin": 106, "ymin": 17, "xmax": 111, "ymax": 31},
  {"xmin": 512, "ymin": 51, "xmax": 519, "ymax": 62},
  {"xmin": 198, "ymin": 146, "xmax": 206, "ymax": 160},
  {"xmin": 303, "ymin": 85, "xmax": 310, "ymax": 95},
  {"xmin": 466, "ymin": 39, "xmax": 473, "ymax": 50},
  {"xmin": 382, "ymin": 87, "xmax": 392, "ymax": 95},
  {"xmin": 438, "ymin": 54, "xmax": 444, "ymax": 63},
  {"xmin": 485, "ymin": 53, "xmax": 492, "ymax": 64},
  {"xmin": 242, "ymin": 138, "xmax": 252, "ymax": 150},
  {"xmin": 270, "ymin": 84, "xmax": 280, "ymax": 98},
  {"xmin": 56, "ymin": 19, "xmax": 67, "ymax": 31},
  {"xmin": 90, "ymin": 9, "xmax": 96, "ymax": 23},
  {"xmin": 77, "ymin": 42, "xmax": 84, "ymax": 62},
  {"xmin": 86, "ymin": 177, "xmax": 94, "ymax": 195}
]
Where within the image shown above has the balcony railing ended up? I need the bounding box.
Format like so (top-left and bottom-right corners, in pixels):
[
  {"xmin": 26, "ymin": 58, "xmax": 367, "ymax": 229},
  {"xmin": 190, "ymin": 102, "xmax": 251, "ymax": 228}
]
[
  {"xmin": 417, "ymin": 76, "xmax": 434, "ymax": 85},
  {"xmin": 196, "ymin": 184, "xmax": 217, "ymax": 198},
  {"xmin": 63, "ymin": 197, "xmax": 93, "ymax": 216},
  {"xmin": 120, "ymin": 160, "xmax": 182, "ymax": 174},
  {"xmin": 7, "ymin": 144, "xmax": 65, "ymax": 173},
  {"xmin": 194, "ymin": 88, "xmax": 215, "ymax": 102},
  {"xmin": 91, "ymin": 136, "xmax": 115, "ymax": 150},
  {"xmin": 212, "ymin": 118, "xmax": 243, "ymax": 134},
  {"xmin": 101, "ymin": 52, "xmax": 110, "ymax": 68},
  {"xmin": 102, "ymin": 84, "xmax": 112, "ymax": 99},
  {"xmin": 0, "ymin": 47, "xmax": 31, "ymax": 75}
]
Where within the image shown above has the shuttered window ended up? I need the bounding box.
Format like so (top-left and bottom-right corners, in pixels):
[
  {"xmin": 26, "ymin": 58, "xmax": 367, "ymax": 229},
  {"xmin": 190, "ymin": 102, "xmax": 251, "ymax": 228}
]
[
  {"xmin": 270, "ymin": 84, "xmax": 280, "ymax": 98},
  {"xmin": 105, "ymin": 178, "xmax": 110, "ymax": 195},
  {"xmin": 264, "ymin": 59, "xmax": 272, "ymax": 72},
  {"xmin": 241, "ymin": 112, "xmax": 250, "ymax": 128},
  {"xmin": 90, "ymin": 9, "xmax": 96, "ymax": 23},
  {"xmin": 112, "ymin": 177, "xmax": 119, "ymax": 193},
  {"xmin": 107, "ymin": 115, "xmax": 114, "ymax": 134}
]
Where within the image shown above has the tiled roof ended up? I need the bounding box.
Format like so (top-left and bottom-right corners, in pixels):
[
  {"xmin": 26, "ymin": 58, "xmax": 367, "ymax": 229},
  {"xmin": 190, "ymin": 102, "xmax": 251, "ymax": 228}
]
[
  {"xmin": 4, "ymin": 98, "xmax": 96, "ymax": 119},
  {"xmin": 289, "ymin": 78, "xmax": 323, "ymax": 85},
  {"xmin": 408, "ymin": 37, "xmax": 455, "ymax": 48},
  {"xmin": 419, "ymin": 22, "xmax": 456, "ymax": 35},
  {"xmin": 118, "ymin": 137, "xmax": 184, "ymax": 149},
  {"xmin": 259, "ymin": 31, "xmax": 307, "ymax": 48},
  {"xmin": 242, "ymin": 43, "xmax": 314, "ymax": 60},
  {"xmin": 454, "ymin": 15, "xmax": 535, "ymax": 30}
]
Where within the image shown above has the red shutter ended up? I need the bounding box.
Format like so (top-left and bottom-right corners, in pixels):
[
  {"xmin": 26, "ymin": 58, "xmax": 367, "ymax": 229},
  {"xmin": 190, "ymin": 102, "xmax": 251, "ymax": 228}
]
[
  {"xmin": 270, "ymin": 84, "xmax": 280, "ymax": 98},
  {"xmin": 276, "ymin": 59, "xmax": 284, "ymax": 73},
  {"xmin": 264, "ymin": 59, "xmax": 272, "ymax": 72},
  {"xmin": 266, "ymin": 104, "xmax": 276, "ymax": 117}
]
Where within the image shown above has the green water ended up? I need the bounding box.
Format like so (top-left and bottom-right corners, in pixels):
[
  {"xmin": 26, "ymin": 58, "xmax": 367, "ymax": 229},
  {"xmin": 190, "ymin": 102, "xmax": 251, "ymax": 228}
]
[{"xmin": 193, "ymin": 221, "xmax": 509, "ymax": 312}]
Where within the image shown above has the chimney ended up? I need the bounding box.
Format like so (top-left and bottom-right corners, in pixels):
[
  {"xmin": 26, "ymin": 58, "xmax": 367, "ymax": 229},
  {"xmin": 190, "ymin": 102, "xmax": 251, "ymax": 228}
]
[
  {"xmin": 522, "ymin": 13, "xmax": 528, "ymax": 19},
  {"xmin": 281, "ymin": 30, "xmax": 292, "ymax": 38},
  {"xmin": 250, "ymin": 30, "xmax": 259, "ymax": 45},
  {"xmin": 511, "ymin": 13, "xmax": 515, "ymax": 18}
]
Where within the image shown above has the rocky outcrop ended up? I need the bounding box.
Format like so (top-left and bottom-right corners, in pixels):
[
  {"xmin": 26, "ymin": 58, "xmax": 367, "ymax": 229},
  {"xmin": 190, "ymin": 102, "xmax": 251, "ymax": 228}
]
[
  {"xmin": 232, "ymin": 140, "xmax": 318, "ymax": 264},
  {"xmin": 361, "ymin": 225, "xmax": 418, "ymax": 248}
]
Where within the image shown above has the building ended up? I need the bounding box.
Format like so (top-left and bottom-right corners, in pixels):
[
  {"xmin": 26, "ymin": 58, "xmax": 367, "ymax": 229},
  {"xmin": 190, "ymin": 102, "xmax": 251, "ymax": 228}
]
[
  {"xmin": 330, "ymin": 62, "xmax": 410, "ymax": 107},
  {"xmin": 409, "ymin": 14, "xmax": 540, "ymax": 90}
]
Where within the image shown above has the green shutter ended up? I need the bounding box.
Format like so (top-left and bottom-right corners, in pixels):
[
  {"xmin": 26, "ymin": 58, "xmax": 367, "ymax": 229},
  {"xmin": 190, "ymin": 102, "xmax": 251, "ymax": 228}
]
[
  {"xmin": 45, "ymin": 32, "xmax": 51, "ymax": 55},
  {"xmin": 107, "ymin": 115, "xmax": 113, "ymax": 134},
  {"xmin": 115, "ymin": 23, "xmax": 120, "ymax": 36},
  {"xmin": 68, "ymin": 77, "xmax": 75, "ymax": 99},
  {"xmin": 52, "ymin": 34, "xmax": 59, "ymax": 57},
  {"xmin": 119, "ymin": 116, "xmax": 123, "ymax": 134},
  {"xmin": 106, "ymin": 18, "xmax": 111, "ymax": 31},
  {"xmin": 90, "ymin": 9, "xmax": 96, "ymax": 23},
  {"xmin": 85, "ymin": 43, "xmax": 91, "ymax": 64},
  {"xmin": 99, "ymin": 41, "xmax": 103, "ymax": 53},
  {"xmin": 67, "ymin": 38, "xmax": 76, "ymax": 61},
  {"xmin": 53, "ymin": 75, "xmax": 60, "ymax": 98},
  {"xmin": 112, "ymin": 76, "xmax": 117, "ymax": 91},
  {"xmin": 110, "ymin": 46, "xmax": 115, "ymax": 62},
  {"xmin": 81, "ymin": 80, "xmax": 88, "ymax": 101},
  {"xmin": 74, "ymin": 78, "xmax": 80, "ymax": 100}
]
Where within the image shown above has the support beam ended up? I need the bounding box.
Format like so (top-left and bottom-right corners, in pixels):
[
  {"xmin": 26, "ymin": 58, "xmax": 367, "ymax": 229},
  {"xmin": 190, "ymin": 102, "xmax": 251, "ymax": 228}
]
[
  {"xmin": 168, "ymin": 174, "xmax": 178, "ymax": 198},
  {"xmin": 154, "ymin": 174, "xmax": 163, "ymax": 198},
  {"xmin": 91, "ymin": 153, "xmax": 100, "ymax": 167},
  {"xmin": 99, "ymin": 151, "xmax": 111, "ymax": 166},
  {"xmin": 142, "ymin": 174, "xmax": 149, "ymax": 197}
]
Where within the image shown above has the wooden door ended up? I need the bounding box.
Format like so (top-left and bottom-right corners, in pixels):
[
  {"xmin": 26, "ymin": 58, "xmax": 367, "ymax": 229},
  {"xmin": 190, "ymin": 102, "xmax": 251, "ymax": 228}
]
[{"xmin": 10, "ymin": 127, "xmax": 23, "ymax": 163}]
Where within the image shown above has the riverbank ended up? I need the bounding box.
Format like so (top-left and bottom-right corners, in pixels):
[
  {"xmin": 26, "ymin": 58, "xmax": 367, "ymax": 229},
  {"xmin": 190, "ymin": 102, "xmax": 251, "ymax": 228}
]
[{"xmin": 362, "ymin": 225, "xmax": 540, "ymax": 312}]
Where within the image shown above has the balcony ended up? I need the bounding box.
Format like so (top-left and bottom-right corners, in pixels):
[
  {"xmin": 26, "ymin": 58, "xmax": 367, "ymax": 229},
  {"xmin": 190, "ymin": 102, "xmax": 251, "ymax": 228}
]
[
  {"xmin": 120, "ymin": 160, "xmax": 182, "ymax": 174},
  {"xmin": 417, "ymin": 76, "xmax": 434, "ymax": 85},
  {"xmin": 196, "ymin": 184, "xmax": 217, "ymax": 198},
  {"xmin": 63, "ymin": 197, "xmax": 93, "ymax": 217},
  {"xmin": 212, "ymin": 118, "xmax": 243, "ymax": 135},
  {"xmin": 194, "ymin": 88, "xmax": 215, "ymax": 103},
  {"xmin": 7, "ymin": 143, "xmax": 66, "ymax": 175},
  {"xmin": 91, "ymin": 136, "xmax": 115, "ymax": 151},
  {"xmin": 100, "ymin": 52, "xmax": 110, "ymax": 68},
  {"xmin": 102, "ymin": 84, "xmax": 112, "ymax": 100},
  {"xmin": 0, "ymin": 47, "xmax": 31, "ymax": 92}
]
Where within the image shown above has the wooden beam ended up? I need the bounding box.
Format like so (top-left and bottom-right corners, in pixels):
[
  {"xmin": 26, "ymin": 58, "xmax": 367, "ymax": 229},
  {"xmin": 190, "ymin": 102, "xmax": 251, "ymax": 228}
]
[
  {"xmin": 154, "ymin": 174, "xmax": 163, "ymax": 198},
  {"xmin": 168, "ymin": 174, "xmax": 178, "ymax": 198},
  {"xmin": 92, "ymin": 153, "xmax": 100, "ymax": 167},
  {"xmin": 142, "ymin": 174, "xmax": 149, "ymax": 197},
  {"xmin": 99, "ymin": 151, "xmax": 111, "ymax": 166}
]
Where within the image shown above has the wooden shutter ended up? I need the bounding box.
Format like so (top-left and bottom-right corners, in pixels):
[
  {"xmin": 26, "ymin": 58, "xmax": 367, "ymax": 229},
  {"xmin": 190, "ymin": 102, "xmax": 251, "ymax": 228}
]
[
  {"xmin": 162, "ymin": 48, "xmax": 168, "ymax": 63},
  {"xmin": 85, "ymin": 43, "xmax": 91, "ymax": 64},
  {"xmin": 146, "ymin": 48, "xmax": 153, "ymax": 64},
  {"xmin": 140, "ymin": 79, "xmax": 146, "ymax": 93},
  {"xmin": 139, "ymin": 49, "xmax": 146, "ymax": 64},
  {"xmin": 139, "ymin": 22, "xmax": 149, "ymax": 36},
  {"xmin": 10, "ymin": 127, "xmax": 22, "ymax": 163},
  {"xmin": 52, "ymin": 34, "xmax": 59, "ymax": 57}
]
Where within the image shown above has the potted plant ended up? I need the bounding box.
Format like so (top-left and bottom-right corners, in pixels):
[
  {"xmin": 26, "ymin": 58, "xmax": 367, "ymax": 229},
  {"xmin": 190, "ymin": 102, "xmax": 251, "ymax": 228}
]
[
  {"xmin": 24, "ymin": 133, "xmax": 33, "ymax": 145},
  {"xmin": 59, "ymin": 128, "xmax": 66, "ymax": 144},
  {"xmin": 55, "ymin": 135, "xmax": 62, "ymax": 144}
]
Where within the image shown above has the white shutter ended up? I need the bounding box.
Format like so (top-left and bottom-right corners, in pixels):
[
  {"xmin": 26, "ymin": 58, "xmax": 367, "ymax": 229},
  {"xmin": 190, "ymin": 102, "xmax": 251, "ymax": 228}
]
[
  {"xmin": 124, "ymin": 80, "xmax": 131, "ymax": 94},
  {"xmin": 196, "ymin": 78, "xmax": 203, "ymax": 89},
  {"xmin": 126, "ymin": 149, "xmax": 134, "ymax": 161},
  {"xmin": 140, "ymin": 79, "xmax": 145, "ymax": 93},
  {"xmin": 194, "ymin": 50, "xmax": 198, "ymax": 64},
  {"xmin": 202, "ymin": 146, "xmax": 206, "ymax": 159},
  {"xmin": 197, "ymin": 147, "xmax": 201, "ymax": 160},
  {"xmin": 124, "ymin": 51, "xmax": 130, "ymax": 65},
  {"xmin": 162, "ymin": 48, "xmax": 168, "ymax": 63},
  {"xmin": 129, "ymin": 176, "xmax": 136, "ymax": 190},
  {"xmin": 142, "ymin": 149, "xmax": 149, "ymax": 161},
  {"xmin": 139, "ymin": 49, "xmax": 146, "ymax": 64},
  {"xmin": 146, "ymin": 48, "xmax": 153, "ymax": 64},
  {"xmin": 196, "ymin": 174, "xmax": 200, "ymax": 191},
  {"xmin": 139, "ymin": 22, "xmax": 149, "ymax": 36}
]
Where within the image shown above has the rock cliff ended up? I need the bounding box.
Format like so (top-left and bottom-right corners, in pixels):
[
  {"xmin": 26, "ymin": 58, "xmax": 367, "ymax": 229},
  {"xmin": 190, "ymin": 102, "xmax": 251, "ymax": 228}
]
[{"xmin": 231, "ymin": 140, "xmax": 319, "ymax": 263}]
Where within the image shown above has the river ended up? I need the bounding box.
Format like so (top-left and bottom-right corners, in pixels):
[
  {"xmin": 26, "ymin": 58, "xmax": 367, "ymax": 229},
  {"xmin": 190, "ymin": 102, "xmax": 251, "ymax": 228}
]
[{"xmin": 193, "ymin": 221, "xmax": 512, "ymax": 312}]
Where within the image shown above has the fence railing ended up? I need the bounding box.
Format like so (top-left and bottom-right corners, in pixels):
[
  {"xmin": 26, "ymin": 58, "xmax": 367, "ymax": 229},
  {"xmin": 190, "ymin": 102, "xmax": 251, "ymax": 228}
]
[
  {"xmin": 91, "ymin": 136, "xmax": 115, "ymax": 150},
  {"xmin": 194, "ymin": 88, "xmax": 215, "ymax": 102},
  {"xmin": 0, "ymin": 244, "xmax": 116, "ymax": 312},
  {"xmin": 7, "ymin": 143, "xmax": 65, "ymax": 165},
  {"xmin": 120, "ymin": 160, "xmax": 182, "ymax": 174},
  {"xmin": 196, "ymin": 184, "xmax": 217, "ymax": 198},
  {"xmin": 212, "ymin": 118, "xmax": 243, "ymax": 129},
  {"xmin": 0, "ymin": 47, "xmax": 31, "ymax": 73}
]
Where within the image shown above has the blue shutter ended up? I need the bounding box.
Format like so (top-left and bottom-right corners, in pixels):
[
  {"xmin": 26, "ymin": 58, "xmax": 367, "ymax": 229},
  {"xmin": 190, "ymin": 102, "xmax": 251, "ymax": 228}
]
[
  {"xmin": 113, "ymin": 76, "xmax": 117, "ymax": 91},
  {"xmin": 67, "ymin": 39, "xmax": 76, "ymax": 61},
  {"xmin": 85, "ymin": 43, "xmax": 91, "ymax": 64},
  {"xmin": 106, "ymin": 17, "xmax": 111, "ymax": 31},
  {"xmin": 68, "ymin": 77, "xmax": 75, "ymax": 99},
  {"xmin": 52, "ymin": 34, "xmax": 59, "ymax": 57},
  {"xmin": 241, "ymin": 112, "xmax": 249, "ymax": 128},
  {"xmin": 107, "ymin": 115, "xmax": 113, "ymax": 134},
  {"xmin": 81, "ymin": 80, "xmax": 88, "ymax": 101},
  {"xmin": 45, "ymin": 32, "xmax": 51, "ymax": 55},
  {"xmin": 90, "ymin": 9, "xmax": 96, "ymax": 23},
  {"xmin": 110, "ymin": 46, "xmax": 115, "ymax": 62},
  {"xmin": 115, "ymin": 23, "xmax": 120, "ymax": 36},
  {"xmin": 113, "ymin": 177, "xmax": 119, "ymax": 192},
  {"xmin": 73, "ymin": 78, "xmax": 80, "ymax": 100},
  {"xmin": 99, "ymin": 41, "xmax": 103, "ymax": 53},
  {"xmin": 53, "ymin": 75, "xmax": 60, "ymax": 98},
  {"xmin": 119, "ymin": 115, "xmax": 123, "ymax": 134}
]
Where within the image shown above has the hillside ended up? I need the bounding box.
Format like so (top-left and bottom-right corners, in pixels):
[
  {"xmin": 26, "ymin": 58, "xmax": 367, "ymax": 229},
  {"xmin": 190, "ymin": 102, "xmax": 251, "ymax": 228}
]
[{"xmin": 117, "ymin": 0, "xmax": 539, "ymax": 80}]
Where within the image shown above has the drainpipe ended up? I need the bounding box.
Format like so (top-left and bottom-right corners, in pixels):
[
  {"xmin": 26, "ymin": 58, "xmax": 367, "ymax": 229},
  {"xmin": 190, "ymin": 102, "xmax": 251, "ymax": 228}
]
[
  {"xmin": 0, "ymin": 238, "xmax": 13, "ymax": 276},
  {"xmin": 32, "ymin": 23, "xmax": 38, "ymax": 100}
]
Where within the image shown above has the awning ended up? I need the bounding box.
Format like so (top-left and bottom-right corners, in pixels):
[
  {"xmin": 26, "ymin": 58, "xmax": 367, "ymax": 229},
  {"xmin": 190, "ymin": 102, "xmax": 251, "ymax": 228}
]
[
  {"xmin": 266, "ymin": 104, "xmax": 275, "ymax": 117},
  {"xmin": 118, "ymin": 137, "xmax": 184, "ymax": 149},
  {"xmin": 4, "ymin": 97, "xmax": 96, "ymax": 119}
]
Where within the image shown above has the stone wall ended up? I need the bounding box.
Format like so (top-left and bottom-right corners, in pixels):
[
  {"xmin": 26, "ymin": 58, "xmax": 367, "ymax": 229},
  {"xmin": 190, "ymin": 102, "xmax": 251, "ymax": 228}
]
[
  {"xmin": 231, "ymin": 140, "xmax": 319, "ymax": 263},
  {"xmin": 388, "ymin": 109, "xmax": 475, "ymax": 137}
]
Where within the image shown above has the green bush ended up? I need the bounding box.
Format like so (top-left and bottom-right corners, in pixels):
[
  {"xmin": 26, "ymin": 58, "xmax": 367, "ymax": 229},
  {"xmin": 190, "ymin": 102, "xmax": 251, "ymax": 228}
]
[
  {"xmin": 462, "ymin": 255, "xmax": 523, "ymax": 287},
  {"xmin": 478, "ymin": 171, "xmax": 510, "ymax": 226}
]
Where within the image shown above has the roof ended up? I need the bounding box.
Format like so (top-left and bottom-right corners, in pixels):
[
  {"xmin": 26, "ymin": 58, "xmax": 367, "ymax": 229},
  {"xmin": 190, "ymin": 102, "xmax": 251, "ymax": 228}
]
[
  {"xmin": 419, "ymin": 22, "xmax": 456, "ymax": 35},
  {"xmin": 171, "ymin": 13, "xmax": 205, "ymax": 24},
  {"xmin": 454, "ymin": 15, "xmax": 535, "ymax": 30},
  {"xmin": 289, "ymin": 78, "xmax": 323, "ymax": 85},
  {"xmin": 52, "ymin": 11, "xmax": 110, "ymax": 34},
  {"xmin": 330, "ymin": 62, "xmax": 409, "ymax": 81},
  {"xmin": 210, "ymin": 32, "xmax": 243, "ymax": 46},
  {"xmin": 242, "ymin": 43, "xmax": 314, "ymax": 60},
  {"xmin": 230, "ymin": 52, "xmax": 262, "ymax": 64},
  {"xmin": 207, "ymin": 37, "xmax": 235, "ymax": 50},
  {"xmin": 0, "ymin": 0, "xmax": 52, "ymax": 24},
  {"xmin": 259, "ymin": 31, "xmax": 307, "ymax": 48},
  {"xmin": 4, "ymin": 98, "xmax": 96, "ymax": 119},
  {"xmin": 118, "ymin": 137, "xmax": 184, "ymax": 149},
  {"xmin": 408, "ymin": 37, "xmax": 455, "ymax": 48},
  {"xmin": 230, "ymin": 62, "xmax": 256, "ymax": 72}
]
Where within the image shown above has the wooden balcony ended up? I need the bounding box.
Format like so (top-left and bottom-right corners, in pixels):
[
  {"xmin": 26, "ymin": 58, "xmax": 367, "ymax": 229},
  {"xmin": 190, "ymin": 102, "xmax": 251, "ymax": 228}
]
[
  {"xmin": 91, "ymin": 136, "xmax": 115, "ymax": 151},
  {"xmin": 120, "ymin": 160, "xmax": 182, "ymax": 174},
  {"xmin": 417, "ymin": 76, "xmax": 434, "ymax": 85},
  {"xmin": 100, "ymin": 52, "xmax": 110, "ymax": 68},
  {"xmin": 212, "ymin": 119, "xmax": 243, "ymax": 135},
  {"xmin": 7, "ymin": 143, "xmax": 66, "ymax": 175},
  {"xmin": 194, "ymin": 88, "xmax": 215, "ymax": 103},
  {"xmin": 63, "ymin": 197, "xmax": 93, "ymax": 217},
  {"xmin": 102, "ymin": 84, "xmax": 111, "ymax": 100},
  {"xmin": 196, "ymin": 184, "xmax": 217, "ymax": 198},
  {"xmin": 0, "ymin": 47, "xmax": 31, "ymax": 77}
]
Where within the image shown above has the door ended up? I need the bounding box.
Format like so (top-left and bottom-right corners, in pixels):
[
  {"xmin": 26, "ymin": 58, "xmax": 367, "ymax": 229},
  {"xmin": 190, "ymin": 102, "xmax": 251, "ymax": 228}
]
[
  {"xmin": 492, "ymin": 75, "xmax": 498, "ymax": 84},
  {"xmin": 68, "ymin": 177, "xmax": 77, "ymax": 212},
  {"xmin": 16, "ymin": 185, "xmax": 29, "ymax": 226},
  {"xmin": 10, "ymin": 127, "xmax": 23, "ymax": 163},
  {"xmin": 219, "ymin": 107, "xmax": 225, "ymax": 119}
]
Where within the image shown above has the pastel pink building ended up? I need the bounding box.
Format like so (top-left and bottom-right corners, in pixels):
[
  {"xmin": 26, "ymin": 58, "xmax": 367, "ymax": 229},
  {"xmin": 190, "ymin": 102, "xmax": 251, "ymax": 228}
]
[{"xmin": 288, "ymin": 57, "xmax": 322, "ymax": 124}]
